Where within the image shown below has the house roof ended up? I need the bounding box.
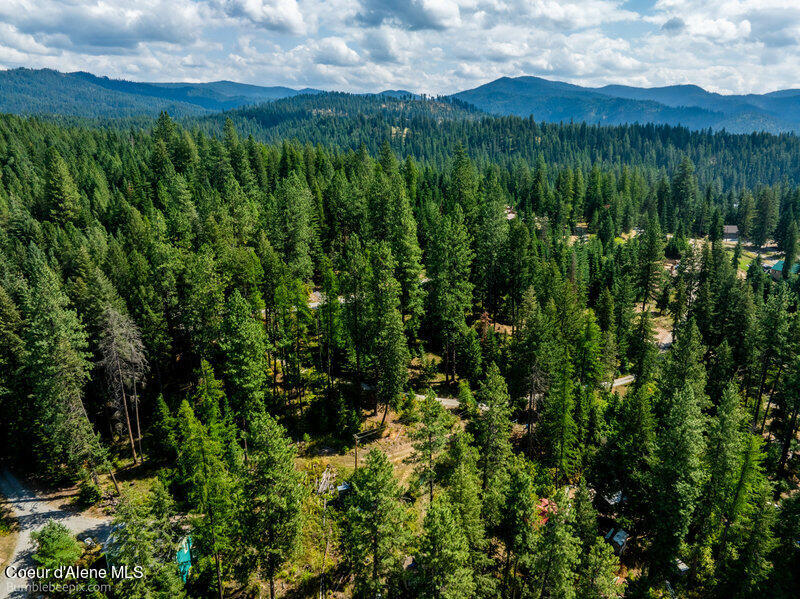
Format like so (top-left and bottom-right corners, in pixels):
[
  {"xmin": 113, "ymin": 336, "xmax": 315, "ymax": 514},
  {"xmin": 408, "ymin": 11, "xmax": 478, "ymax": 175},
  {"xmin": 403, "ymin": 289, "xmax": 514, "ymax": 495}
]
[
  {"xmin": 537, "ymin": 497, "xmax": 557, "ymax": 525},
  {"xmin": 771, "ymin": 260, "xmax": 800, "ymax": 274}
]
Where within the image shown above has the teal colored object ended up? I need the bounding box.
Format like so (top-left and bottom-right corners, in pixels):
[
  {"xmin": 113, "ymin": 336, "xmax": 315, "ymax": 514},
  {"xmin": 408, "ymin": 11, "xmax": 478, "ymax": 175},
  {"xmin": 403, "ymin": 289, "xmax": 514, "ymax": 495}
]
[
  {"xmin": 176, "ymin": 536, "xmax": 193, "ymax": 582},
  {"xmin": 771, "ymin": 260, "xmax": 800, "ymax": 274}
]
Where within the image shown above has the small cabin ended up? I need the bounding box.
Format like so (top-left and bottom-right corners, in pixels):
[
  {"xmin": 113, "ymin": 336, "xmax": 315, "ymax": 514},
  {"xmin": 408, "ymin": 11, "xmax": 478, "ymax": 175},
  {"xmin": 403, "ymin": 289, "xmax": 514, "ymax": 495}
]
[
  {"xmin": 723, "ymin": 225, "xmax": 739, "ymax": 242},
  {"xmin": 770, "ymin": 260, "xmax": 800, "ymax": 281}
]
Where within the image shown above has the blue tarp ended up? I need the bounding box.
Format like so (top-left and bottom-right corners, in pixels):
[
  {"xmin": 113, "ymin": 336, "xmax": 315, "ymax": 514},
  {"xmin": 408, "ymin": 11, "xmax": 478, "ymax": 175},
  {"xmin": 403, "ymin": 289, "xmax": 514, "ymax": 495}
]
[{"xmin": 176, "ymin": 536, "xmax": 193, "ymax": 582}]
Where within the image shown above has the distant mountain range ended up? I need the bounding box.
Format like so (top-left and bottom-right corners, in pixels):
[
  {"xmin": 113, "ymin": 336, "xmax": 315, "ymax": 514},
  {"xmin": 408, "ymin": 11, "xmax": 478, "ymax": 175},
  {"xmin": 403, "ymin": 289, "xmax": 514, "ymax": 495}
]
[
  {"xmin": 0, "ymin": 68, "xmax": 323, "ymax": 117},
  {"xmin": 452, "ymin": 76, "xmax": 800, "ymax": 134},
  {"xmin": 3, "ymin": 68, "xmax": 800, "ymax": 134}
]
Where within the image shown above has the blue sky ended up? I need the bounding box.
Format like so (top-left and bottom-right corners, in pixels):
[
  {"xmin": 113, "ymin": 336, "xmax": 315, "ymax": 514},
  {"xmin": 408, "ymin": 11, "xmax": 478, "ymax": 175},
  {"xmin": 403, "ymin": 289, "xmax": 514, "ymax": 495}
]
[{"xmin": 1, "ymin": 1, "xmax": 799, "ymax": 94}]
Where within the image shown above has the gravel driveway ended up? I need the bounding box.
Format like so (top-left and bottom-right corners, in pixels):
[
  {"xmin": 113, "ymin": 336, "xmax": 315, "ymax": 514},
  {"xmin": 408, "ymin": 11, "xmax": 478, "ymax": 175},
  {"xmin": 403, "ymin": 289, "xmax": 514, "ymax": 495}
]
[{"xmin": 0, "ymin": 470, "xmax": 112, "ymax": 599}]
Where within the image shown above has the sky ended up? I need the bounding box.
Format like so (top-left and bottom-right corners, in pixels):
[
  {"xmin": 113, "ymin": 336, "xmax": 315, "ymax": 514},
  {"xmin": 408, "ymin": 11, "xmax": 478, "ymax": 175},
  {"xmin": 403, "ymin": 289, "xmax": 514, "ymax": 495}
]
[{"xmin": 1, "ymin": 1, "xmax": 800, "ymax": 95}]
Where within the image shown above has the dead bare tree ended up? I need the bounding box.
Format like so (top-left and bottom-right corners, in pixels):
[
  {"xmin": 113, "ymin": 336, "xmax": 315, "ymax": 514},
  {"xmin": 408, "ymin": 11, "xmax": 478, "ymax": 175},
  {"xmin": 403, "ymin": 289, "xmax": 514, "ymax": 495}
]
[{"xmin": 98, "ymin": 306, "xmax": 147, "ymax": 465}]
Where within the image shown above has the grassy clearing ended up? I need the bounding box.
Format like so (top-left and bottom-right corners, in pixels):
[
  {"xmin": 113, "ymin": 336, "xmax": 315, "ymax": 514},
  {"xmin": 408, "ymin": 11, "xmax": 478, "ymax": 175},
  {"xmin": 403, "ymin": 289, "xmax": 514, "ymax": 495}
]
[
  {"xmin": 97, "ymin": 455, "xmax": 161, "ymax": 505},
  {"xmin": 0, "ymin": 499, "xmax": 19, "ymax": 572}
]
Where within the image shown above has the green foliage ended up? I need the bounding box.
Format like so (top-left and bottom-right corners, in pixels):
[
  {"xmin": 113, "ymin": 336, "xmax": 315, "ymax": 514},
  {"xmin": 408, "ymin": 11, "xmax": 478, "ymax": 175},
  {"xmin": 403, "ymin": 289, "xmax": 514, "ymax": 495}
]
[
  {"xmin": 0, "ymin": 107, "xmax": 798, "ymax": 599},
  {"xmin": 408, "ymin": 391, "xmax": 455, "ymax": 501},
  {"xmin": 78, "ymin": 470, "xmax": 102, "ymax": 506},
  {"xmin": 414, "ymin": 496, "xmax": 475, "ymax": 599},
  {"xmin": 244, "ymin": 412, "xmax": 304, "ymax": 597},
  {"xmin": 31, "ymin": 521, "xmax": 83, "ymax": 571},
  {"xmin": 174, "ymin": 399, "xmax": 240, "ymax": 596},
  {"xmin": 108, "ymin": 481, "xmax": 185, "ymax": 598},
  {"xmin": 342, "ymin": 450, "xmax": 410, "ymax": 597},
  {"xmin": 651, "ymin": 385, "xmax": 707, "ymax": 576},
  {"xmin": 474, "ymin": 363, "xmax": 512, "ymax": 528}
]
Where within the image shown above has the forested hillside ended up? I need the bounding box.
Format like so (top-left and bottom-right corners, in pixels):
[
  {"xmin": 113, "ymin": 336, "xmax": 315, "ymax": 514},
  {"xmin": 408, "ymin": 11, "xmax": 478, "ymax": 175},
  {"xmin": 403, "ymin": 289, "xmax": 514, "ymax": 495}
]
[
  {"xmin": 0, "ymin": 68, "xmax": 318, "ymax": 118},
  {"xmin": 202, "ymin": 92, "xmax": 800, "ymax": 191},
  {"xmin": 0, "ymin": 111, "xmax": 799, "ymax": 598},
  {"xmin": 8, "ymin": 68, "xmax": 800, "ymax": 135}
]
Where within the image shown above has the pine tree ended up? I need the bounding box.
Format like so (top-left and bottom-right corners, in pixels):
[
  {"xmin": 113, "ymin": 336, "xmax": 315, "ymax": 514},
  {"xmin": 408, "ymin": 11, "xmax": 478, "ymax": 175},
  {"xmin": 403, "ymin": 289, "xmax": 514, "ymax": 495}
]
[
  {"xmin": 244, "ymin": 412, "xmax": 304, "ymax": 599},
  {"xmin": 409, "ymin": 391, "xmax": 455, "ymax": 502},
  {"xmin": 593, "ymin": 385, "xmax": 656, "ymax": 531},
  {"xmin": 776, "ymin": 357, "xmax": 800, "ymax": 475},
  {"xmin": 687, "ymin": 383, "xmax": 749, "ymax": 582},
  {"xmin": 441, "ymin": 433, "xmax": 486, "ymax": 554},
  {"xmin": 31, "ymin": 521, "xmax": 83, "ymax": 572},
  {"xmin": 651, "ymin": 385, "xmax": 707, "ymax": 578},
  {"xmin": 0, "ymin": 284, "xmax": 24, "ymax": 459},
  {"xmin": 572, "ymin": 478, "xmax": 599, "ymax": 552},
  {"xmin": 272, "ymin": 172, "xmax": 316, "ymax": 281},
  {"xmin": 473, "ymin": 175, "xmax": 509, "ymax": 315},
  {"xmin": 574, "ymin": 311, "xmax": 603, "ymax": 389},
  {"xmin": 415, "ymin": 496, "xmax": 476, "ymax": 599},
  {"xmin": 385, "ymin": 172, "xmax": 424, "ymax": 332},
  {"xmin": 369, "ymin": 243, "xmax": 409, "ymax": 421},
  {"xmin": 576, "ymin": 538, "xmax": 624, "ymax": 599},
  {"xmin": 658, "ymin": 318, "xmax": 707, "ymax": 416},
  {"xmin": 44, "ymin": 147, "xmax": 81, "ymax": 224},
  {"xmin": 319, "ymin": 257, "xmax": 343, "ymax": 395},
  {"xmin": 629, "ymin": 310, "xmax": 658, "ymax": 389},
  {"xmin": 455, "ymin": 326, "xmax": 482, "ymax": 383},
  {"xmin": 636, "ymin": 216, "xmax": 665, "ymax": 310},
  {"xmin": 341, "ymin": 236, "xmax": 372, "ymax": 389},
  {"xmin": 98, "ymin": 305, "xmax": 147, "ymax": 464},
  {"xmin": 505, "ymin": 219, "xmax": 531, "ymax": 329},
  {"xmin": 474, "ymin": 363, "xmax": 512, "ymax": 527},
  {"xmin": 782, "ymin": 220, "xmax": 797, "ymax": 279},
  {"xmin": 751, "ymin": 286, "xmax": 790, "ymax": 426},
  {"xmin": 220, "ymin": 289, "xmax": 267, "ymax": 440},
  {"xmin": 671, "ymin": 156, "xmax": 699, "ymax": 224},
  {"xmin": 108, "ymin": 481, "xmax": 185, "ymax": 599},
  {"xmin": 500, "ymin": 455, "xmax": 541, "ymax": 596},
  {"xmin": 718, "ymin": 479, "xmax": 777, "ymax": 598},
  {"xmin": 426, "ymin": 205, "xmax": 474, "ymax": 383},
  {"xmin": 539, "ymin": 346, "xmax": 578, "ymax": 483},
  {"xmin": 175, "ymin": 400, "xmax": 239, "ymax": 598},
  {"xmin": 738, "ymin": 191, "xmax": 755, "ymax": 241},
  {"xmin": 447, "ymin": 144, "xmax": 479, "ymax": 224},
  {"xmin": 752, "ymin": 188, "xmax": 779, "ymax": 249},
  {"xmin": 528, "ymin": 490, "xmax": 581, "ymax": 599},
  {"xmin": 21, "ymin": 245, "xmax": 105, "ymax": 477},
  {"xmin": 342, "ymin": 450, "xmax": 409, "ymax": 596}
]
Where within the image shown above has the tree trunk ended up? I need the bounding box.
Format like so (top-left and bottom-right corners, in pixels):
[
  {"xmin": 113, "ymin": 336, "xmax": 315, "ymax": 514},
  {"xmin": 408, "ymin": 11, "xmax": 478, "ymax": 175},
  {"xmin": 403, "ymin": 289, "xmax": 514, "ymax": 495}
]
[
  {"xmin": 379, "ymin": 401, "xmax": 389, "ymax": 427},
  {"xmin": 107, "ymin": 465, "xmax": 120, "ymax": 495},
  {"xmin": 760, "ymin": 363, "xmax": 784, "ymax": 433},
  {"xmin": 215, "ymin": 551, "xmax": 224, "ymax": 599},
  {"xmin": 115, "ymin": 355, "xmax": 138, "ymax": 464},
  {"xmin": 132, "ymin": 376, "xmax": 143, "ymax": 460},
  {"xmin": 269, "ymin": 558, "xmax": 275, "ymax": 599},
  {"xmin": 778, "ymin": 402, "xmax": 800, "ymax": 476},
  {"xmin": 752, "ymin": 358, "xmax": 770, "ymax": 426},
  {"xmin": 502, "ymin": 548, "xmax": 513, "ymax": 598}
]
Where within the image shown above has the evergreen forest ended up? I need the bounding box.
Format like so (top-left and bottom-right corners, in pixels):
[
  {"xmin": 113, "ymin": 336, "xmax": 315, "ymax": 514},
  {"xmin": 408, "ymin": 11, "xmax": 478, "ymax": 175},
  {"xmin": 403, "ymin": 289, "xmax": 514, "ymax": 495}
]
[{"xmin": 0, "ymin": 107, "xmax": 799, "ymax": 599}]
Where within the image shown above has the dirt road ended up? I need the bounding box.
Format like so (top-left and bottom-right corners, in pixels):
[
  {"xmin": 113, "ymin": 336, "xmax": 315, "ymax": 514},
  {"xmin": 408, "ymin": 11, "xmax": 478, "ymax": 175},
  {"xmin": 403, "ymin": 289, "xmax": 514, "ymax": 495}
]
[
  {"xmin": 422, "ymin": 374, "xmax": 634, "ymax": 408},
  {"xmin": 0, "ymin": 470, "xmax": 112, "ymax": 599}
]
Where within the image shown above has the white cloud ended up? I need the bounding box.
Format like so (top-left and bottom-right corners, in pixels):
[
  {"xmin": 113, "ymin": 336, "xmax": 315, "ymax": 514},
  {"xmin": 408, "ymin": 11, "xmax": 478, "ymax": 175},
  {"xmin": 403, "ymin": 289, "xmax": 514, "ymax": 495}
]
[
  {"xmin": 1, "ymin": 0, "xmax": 800, "ymax": 95},
  {"xmin": 313, "ymin": 37, "xmax": 360, "ymax": 66},
  {"xmin": 215, "ymin": 0, "xmax": 306, "ymax": 35},
  {"xmin": 356, "ymin": 0, "xmax": 462, "ymax": 30},
  {"xmin": 0, "ymin": 0, "xmax": 204, "ymax": 51}
]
